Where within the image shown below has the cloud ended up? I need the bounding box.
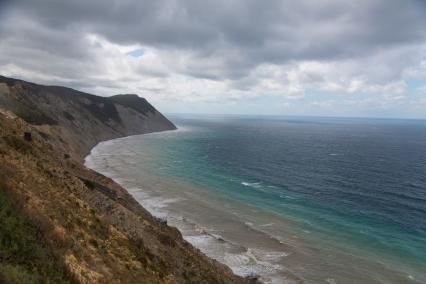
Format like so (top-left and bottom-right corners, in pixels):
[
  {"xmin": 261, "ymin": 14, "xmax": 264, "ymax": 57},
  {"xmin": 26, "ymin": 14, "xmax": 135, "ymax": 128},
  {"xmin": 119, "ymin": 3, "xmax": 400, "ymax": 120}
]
[
  {"xmin": 417, "ymin": 85, "xmax": 426, "ymax": 94},
  {"xmin": 1, "ymin": 0, "xmax": 426, "ymax": 116}
]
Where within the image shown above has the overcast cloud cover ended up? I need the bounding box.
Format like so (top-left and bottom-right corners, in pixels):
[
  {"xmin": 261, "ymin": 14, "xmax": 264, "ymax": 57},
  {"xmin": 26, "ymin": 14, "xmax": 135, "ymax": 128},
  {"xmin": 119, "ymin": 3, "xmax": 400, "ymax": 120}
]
[{"xmin": 1, "ymin": 0, "xmax": 426, "ymax": 117}]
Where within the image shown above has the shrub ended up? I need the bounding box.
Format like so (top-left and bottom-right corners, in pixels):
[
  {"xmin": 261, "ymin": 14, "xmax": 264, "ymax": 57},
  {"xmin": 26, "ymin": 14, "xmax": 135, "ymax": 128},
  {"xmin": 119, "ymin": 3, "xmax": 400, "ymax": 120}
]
[
  {"xmin": 13, "ymin": 105, "xmax": 57, "ymax": 125},
  {"xmin": 4, "ymin": 136, "xmax": 32, "ymax": 154},
  {"xmin": 83, "ymin": 179, "xmax": 95, "ymax": 190},
  {"xmin": 89, "ymin": 238, "xmax": 99, "ymax": 248},
  {"xmin": 0, "ymin": 186, "xmax": 72, "ymax": 283},
  {"xmin": 0, "ymin": 264, "xmax": 35, "ymax": 284}
]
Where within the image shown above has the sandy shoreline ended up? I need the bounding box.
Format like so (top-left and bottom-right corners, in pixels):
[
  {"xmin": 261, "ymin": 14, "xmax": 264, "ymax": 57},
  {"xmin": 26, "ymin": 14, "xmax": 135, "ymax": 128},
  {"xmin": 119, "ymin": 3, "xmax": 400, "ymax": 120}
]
[
  {"xmin": 84, "ymin": 129, "xmax": 426, "ymax": 284},
  {"xmin": 85, "ymin": 137, "xmax": 303, "ymax": 284}
]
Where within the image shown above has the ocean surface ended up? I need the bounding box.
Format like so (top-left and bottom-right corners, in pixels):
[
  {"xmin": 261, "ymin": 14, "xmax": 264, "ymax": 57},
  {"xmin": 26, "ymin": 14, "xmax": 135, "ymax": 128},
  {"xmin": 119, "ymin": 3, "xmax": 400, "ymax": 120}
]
[{"xmin": 86, "ymin": 115, "xmax": 426, "ymax": 283}]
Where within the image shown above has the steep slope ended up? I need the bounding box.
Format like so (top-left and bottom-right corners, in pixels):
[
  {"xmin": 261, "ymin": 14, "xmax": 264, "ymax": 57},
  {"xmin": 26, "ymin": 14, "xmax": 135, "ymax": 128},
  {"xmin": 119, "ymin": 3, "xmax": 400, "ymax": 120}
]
[
  {"xmin": 0, "ymin": 76, "xmax": 176, "ymax": 161},
  {"xmin": 0, "ymin": 76, "xmax": 256, "ymax": 283}
]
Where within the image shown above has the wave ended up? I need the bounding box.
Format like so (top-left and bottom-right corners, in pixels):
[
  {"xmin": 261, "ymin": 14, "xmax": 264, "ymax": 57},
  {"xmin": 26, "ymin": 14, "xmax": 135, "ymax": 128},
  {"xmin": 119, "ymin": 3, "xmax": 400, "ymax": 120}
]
[
  {"xmin": 183, "ymin": 230, "xmax": 292, "ymax": 283},
  {"xmin": 241, "ymin": 181, "xmax": 266, "ymax": 191},
  {"xmin": 242, "ymin": 222, "xmax": 289, "ymax": 247},
  {"xmin": 113, "ymin": 174, "xmax": 299, "ymax": 283},
  {"xmin": 131, "ymin": 199, "xmax": 298, "ymax": 283}
]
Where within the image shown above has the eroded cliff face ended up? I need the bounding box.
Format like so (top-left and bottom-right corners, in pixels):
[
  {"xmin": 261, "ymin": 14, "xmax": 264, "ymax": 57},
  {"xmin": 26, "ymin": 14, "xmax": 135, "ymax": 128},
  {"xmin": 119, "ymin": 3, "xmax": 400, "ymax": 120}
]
[
  {"xmin": 0, "ymin": 111, "xmax": 253, "ymax": 283},
  {"xmin": 0, "ymin": 76, "xmax": 257, "ymax": 284},
  {"xmin": 0, "ymin": 76, "xmax": 176, "ymax": 161}
]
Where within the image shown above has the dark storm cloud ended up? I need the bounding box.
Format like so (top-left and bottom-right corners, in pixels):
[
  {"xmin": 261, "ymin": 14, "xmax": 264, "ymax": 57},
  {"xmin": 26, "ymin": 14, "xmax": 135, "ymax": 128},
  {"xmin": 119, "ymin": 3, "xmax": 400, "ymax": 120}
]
[
  {"xmin": 1, "ymin": 0, "xmax": 426, "ymax": 82},
  {"xmin": 14, "ymin": 1, "xmax": 426, "ymax": 48}
]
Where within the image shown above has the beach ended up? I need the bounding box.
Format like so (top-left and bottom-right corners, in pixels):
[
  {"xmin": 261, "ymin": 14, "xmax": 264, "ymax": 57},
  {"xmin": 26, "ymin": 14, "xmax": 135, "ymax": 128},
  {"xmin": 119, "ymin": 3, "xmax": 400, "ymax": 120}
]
[{"xmin": 85, "ymin": 116, "xmax": 426, "ymax": 283}]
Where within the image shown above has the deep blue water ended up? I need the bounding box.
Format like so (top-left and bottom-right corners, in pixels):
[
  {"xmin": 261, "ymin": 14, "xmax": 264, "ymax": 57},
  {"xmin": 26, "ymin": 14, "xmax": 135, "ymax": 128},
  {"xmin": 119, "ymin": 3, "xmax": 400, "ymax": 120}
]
[
  {"xmin": 145, "ymin": 115, "xmax": 426, "ymax": 270},
  {"xmin": 86, "ymin": 114, "xmax": 426, "ymax": 281}
]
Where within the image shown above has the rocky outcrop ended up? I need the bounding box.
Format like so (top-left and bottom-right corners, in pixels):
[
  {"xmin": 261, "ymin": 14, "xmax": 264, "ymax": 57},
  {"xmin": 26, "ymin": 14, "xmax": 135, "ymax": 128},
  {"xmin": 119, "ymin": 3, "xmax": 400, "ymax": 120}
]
[{"xmin": 0, "ymin": 76, "xmax": 176, "ymax": 161}]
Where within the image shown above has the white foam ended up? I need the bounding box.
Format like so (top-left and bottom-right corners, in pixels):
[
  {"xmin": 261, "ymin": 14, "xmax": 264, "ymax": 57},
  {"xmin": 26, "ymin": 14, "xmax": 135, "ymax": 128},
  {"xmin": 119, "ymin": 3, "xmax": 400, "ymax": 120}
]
[
  {"xmin": 223, "ymin": 248, "xmax": 286, "ymax": 283},
  {"xmin": 210, "ymin": 233, "xmax": 225, "ymax": 241},
  {"xmin": 86, "ymin": 139, "xmax": 292, "ymax": 284},
  {"xmin": 184, "ymin": 234, "xmax": 215, "ymax": 247},
  {"xmin": 241, "ymin": 181, "xmax": 266, "ymax": 191},
  {"xmin": 250, "ymin": 248, "xmax": 290, "ymax": 261},
  {"xmin": 175, "ymin": 217, "xmax": 290, "ymax": 284},
  {"xmin": 141, "ymin": 196, "xmax": 184, "ymax": 218},
  {"xmin": 224, "ymin": 252, "xmax": 251, "ymax": 267},
  {"xmin": 242, "ymin": 181, "xmax": 260, "ymax": 187},
  {"xmin": 279, "ymin": 194, "xmax": 297, "ymax": 200},
  {"xmin": 259, "ymin": 223, "xmax": 275, "ymax": 227}
]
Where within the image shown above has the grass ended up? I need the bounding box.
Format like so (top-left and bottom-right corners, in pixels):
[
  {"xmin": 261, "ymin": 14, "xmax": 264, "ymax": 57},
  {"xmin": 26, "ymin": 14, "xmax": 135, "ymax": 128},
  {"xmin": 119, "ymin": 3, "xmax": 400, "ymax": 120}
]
[
  {"xmin": 0, "ymin": 185, "xmax": 72, "ymax": 283},
  {"xmin": 14, "ymin": 106, "xmax": 57, "ymax": 125},
  {"xmin": 4, "ymin": 136, "xmax": 32, "ymax": 154}
]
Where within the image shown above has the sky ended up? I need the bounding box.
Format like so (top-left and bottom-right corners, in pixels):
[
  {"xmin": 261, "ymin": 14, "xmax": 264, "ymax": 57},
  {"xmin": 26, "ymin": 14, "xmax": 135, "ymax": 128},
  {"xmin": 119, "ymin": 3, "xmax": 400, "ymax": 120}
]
[{"xmin": 1, "ymin": 0, "xmax": 426, "ymax": 118}]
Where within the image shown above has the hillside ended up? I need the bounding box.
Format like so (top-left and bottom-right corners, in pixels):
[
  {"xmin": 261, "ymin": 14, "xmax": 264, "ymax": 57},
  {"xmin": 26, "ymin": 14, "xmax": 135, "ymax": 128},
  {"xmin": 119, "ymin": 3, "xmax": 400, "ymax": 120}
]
[
  {"xmin": 0, "ymin": 76, "xmax": 255, "ymax": 283},
  {"xmin": 0, "ymin": 76, "xmax": 176, "ymax": 161}
]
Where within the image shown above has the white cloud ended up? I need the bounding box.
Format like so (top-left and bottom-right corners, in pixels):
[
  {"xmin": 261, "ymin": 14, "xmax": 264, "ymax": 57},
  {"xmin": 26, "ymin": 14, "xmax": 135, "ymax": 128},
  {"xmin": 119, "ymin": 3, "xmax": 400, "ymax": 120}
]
[
  {"xmin": 1, "ymin": 0, "xmax": 426, "ymax": 117},
  {"xmin": 417, "ymin": 85, "xmax": 426, "ymax": 94}
]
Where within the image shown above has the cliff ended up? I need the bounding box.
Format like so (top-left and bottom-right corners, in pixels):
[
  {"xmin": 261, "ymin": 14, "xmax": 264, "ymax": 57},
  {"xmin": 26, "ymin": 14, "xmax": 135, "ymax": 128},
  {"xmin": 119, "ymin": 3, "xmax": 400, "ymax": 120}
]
[
  {"xmin": 0, "ymin": 76, "xmax": 255, "ymax": 283},
  {"xmin": 0, "ymin": 76, "xmax": 176, "ymax": 161}
]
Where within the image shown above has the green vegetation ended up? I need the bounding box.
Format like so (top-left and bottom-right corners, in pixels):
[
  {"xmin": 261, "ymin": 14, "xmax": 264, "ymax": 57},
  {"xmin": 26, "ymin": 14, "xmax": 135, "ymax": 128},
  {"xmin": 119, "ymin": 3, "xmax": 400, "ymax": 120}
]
[
  {"xmin": 131, "ymin": 237, "xmax": 168, "ymax": 279},
  {"xmin": 4, "ymin": 136, "xmax": 32, "ymax": 154},
  {"xmin": 0, "ymin": 186, "xmax": 71, "ymax": 283},
  {"xmin": 82, "ymin": 179, "xmax": 95, "ymax": 190},
  {"xmin": 13, "ymin": 106, "xmax": 57, "ymax": 125}
]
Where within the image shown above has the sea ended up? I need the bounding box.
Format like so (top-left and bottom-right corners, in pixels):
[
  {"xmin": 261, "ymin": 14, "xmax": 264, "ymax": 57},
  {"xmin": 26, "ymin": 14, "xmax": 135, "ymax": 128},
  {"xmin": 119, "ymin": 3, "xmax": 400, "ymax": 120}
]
[{"xmin": 85, "ymin": 115, "xmax": 426, "ymax": 283}]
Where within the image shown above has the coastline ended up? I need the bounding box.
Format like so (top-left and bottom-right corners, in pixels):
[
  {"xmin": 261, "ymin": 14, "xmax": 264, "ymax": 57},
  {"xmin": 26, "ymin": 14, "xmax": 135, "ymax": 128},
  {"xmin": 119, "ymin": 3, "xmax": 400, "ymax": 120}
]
[
  {"xmin": 0, "ymin": 75, "xmax": 255, "ymax": 283},
  {"xmin": 84, "ymin": 122, "xmax": 426, "ymax": 284},
  {"xmin": 82, "ymin": 130, "xmax": 268, "ymax": 283},
  {"xmin": 84, "ymin": 131, "xmax": 303, "ymax": 283},
  {"xmin": 3, "ymin": 71, "xmax": 423, "ymax": 282}
]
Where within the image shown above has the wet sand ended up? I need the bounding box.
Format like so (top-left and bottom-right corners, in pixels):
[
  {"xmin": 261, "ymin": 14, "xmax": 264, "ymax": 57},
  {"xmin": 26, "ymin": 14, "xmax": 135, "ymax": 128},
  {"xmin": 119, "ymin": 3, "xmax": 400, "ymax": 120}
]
[{"xmin": 86, "ymin": 136, "xmax": 423, "ymax": 284}]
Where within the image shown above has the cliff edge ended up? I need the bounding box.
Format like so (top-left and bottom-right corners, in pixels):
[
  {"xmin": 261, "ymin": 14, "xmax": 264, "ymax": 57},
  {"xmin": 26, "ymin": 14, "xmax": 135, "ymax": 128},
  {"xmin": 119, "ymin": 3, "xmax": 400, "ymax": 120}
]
[
  {"xmin": 0, "ymin": 76, "xmax": 256, "ymax": 283},
  {"xmin": 0, "ymin": 76, "xmax": 176, "ymax": 161}
]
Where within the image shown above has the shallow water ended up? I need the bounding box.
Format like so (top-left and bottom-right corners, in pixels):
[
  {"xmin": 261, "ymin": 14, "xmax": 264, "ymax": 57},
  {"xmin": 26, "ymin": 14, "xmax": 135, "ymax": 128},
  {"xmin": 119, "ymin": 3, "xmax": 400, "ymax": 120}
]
[{"xmin": 86, "ymin": 115, "xmax": 426, "ymax": 283}]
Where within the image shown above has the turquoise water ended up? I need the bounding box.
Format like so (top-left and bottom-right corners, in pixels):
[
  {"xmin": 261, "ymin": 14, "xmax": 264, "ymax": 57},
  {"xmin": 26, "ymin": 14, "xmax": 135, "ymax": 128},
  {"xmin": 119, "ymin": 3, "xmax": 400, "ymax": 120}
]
[{"xmin": 87, "ymin": 115, "xmax": 426, "ymax": 283}]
